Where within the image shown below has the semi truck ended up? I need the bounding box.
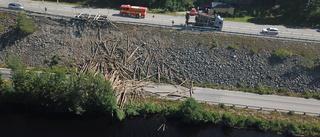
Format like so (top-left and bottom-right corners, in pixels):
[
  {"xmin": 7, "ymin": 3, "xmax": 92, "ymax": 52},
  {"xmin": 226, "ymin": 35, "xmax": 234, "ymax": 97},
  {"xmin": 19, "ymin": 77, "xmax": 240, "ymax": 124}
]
[{"xmin": 185, "ymin": 12, "xmax": 223, "ymax": 31}]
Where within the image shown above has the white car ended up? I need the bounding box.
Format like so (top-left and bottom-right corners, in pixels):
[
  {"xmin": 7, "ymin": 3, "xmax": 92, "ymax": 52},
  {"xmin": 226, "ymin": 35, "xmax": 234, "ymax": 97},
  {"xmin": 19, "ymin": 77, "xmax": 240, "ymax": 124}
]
[
  {"xmin": 261, "ymin": 28, "xmax": 279, "ymax": 35},
  {"xmin": 8, "ymin": 3, "xmax": 24, "ymax": 9}
]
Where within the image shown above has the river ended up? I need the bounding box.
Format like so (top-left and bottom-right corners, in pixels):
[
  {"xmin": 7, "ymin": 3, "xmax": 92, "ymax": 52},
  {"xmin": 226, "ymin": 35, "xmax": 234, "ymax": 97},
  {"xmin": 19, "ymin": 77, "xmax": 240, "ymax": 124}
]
[{"xmin": 0, "ymin": 104, "xmax": 289, "ymax": 137}]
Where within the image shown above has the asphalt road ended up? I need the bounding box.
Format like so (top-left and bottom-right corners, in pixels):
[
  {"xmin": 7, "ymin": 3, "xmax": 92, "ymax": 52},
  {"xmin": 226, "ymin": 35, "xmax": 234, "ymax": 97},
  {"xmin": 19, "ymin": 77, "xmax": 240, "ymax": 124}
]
[
  {"xmin": 2, "ymin": 68, "xmax": 320, "ymax": 115},
  {"xmin": 1, "ymin": 0, "xmax": 320, "ymax": 42}
]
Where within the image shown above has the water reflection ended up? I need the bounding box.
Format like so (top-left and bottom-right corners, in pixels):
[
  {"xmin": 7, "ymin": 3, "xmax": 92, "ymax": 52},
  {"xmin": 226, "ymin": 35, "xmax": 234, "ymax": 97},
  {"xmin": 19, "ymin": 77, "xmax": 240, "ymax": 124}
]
[{"xmin": 0, "ymin": 105, "xmax": 288, "ymax": 137}]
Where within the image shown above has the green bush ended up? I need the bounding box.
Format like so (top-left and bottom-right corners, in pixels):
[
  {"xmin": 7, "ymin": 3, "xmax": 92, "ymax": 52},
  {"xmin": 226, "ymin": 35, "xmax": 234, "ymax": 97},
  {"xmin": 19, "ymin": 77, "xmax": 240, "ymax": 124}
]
[
  {"xmin": 303, "ymin": 90, "xmax": 313, "ymax": 99},
  {"xmin": 17, "ymin": 12, "xmax": 36, "ymax": 36},
  {"xmin": 178, "ymin": 97, "xmax": 204, "ymax": 123},
  {"xmin": 115, "ymin": 107, "xmax": 126, "ymax": 121},
  {"xmin": 211, "ymin": 40, "xmax": 219, "ymax": 47},
  {"xmin": 1, "ymin": 65, "xmax": 117, "ymax": 116},
  {"xmin": 223, "ymin": 113, "xmax": 238, "ymax": 127},
  {"xmin": 257, "ymin": 118, "xmax": 271, "ymax": 131},
  {"xmin": 277, "ymin": 87, "xmax": 288, "ymax": 94},
  {"xmin": 274, "ymin": 49, "xmax": 293, "ymax": 60},
  {"xmin": 256, "ymin": 83, "xmax": 275, "ymax": 94},
  {"xmin": 51, "ymin": 55, "xmax": 62, "ymax": 66},
  {"xmin": 124, "ymin": 103, "xmax": 140, "ymax": 116},
  {"xmin": 246, "ymin": 116, "xmax": 258, "ymax": 128},
  {"xmin": 218, "ymin": 103, "xmax": 226, "ymax": 109},
  {"xmin": 160, "ymin": 75, "xmax": 171, "ymax": 83},
  {"xmin": 270, "ymin": 120, "xmax": 284, "ymax": 132},
  {"xmin": 227, "ymin": 43, "xmax": 239, "ymax": 50},
  {"xmin": 285, "ymin": 122, "xmax": 302, "ymax": 135},
  {"xmin": 140, "ymin": 103, "xmax": 161, "ymax": 114},
  {"xmin": 236, "ymin": 115, "xmax": 247, "ymax": 127},
  {"xmin": 5, "ymin": 51, "xmax": 26, "ymax": 70},
  {"xmin": 199, "ymin": 39, "xmax": 205, "ymax": 45},
  {"xmin": 288, "ymin": 110, "xmax": 295, "ymax": 116},
  {"xmin": 211, "ymin": 112, "xmax": 222, "ymax": 124}
]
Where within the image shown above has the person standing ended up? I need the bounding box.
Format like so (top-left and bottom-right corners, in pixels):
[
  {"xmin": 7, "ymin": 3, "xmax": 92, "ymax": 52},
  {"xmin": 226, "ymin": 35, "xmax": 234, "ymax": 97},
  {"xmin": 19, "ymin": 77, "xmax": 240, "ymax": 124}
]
[{"xmin": 172, "ymin": 20, "xmax": 174, "ymax": 26}]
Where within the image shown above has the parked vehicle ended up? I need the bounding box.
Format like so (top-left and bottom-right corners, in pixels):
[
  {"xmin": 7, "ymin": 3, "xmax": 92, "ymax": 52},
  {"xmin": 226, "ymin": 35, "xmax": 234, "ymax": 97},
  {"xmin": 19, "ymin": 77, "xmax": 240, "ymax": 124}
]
[
  {"xmin": 189, "ymin": 8, "xmax": 197, "ymax": 16},
  {"xmin": 119, "ymin": 5, "xmax": 148, "ymax": 19},
  {"xmin": 185, "ymin": 12, "xmax": 223, "ymax": 31},
  {"xmin": 8, "ymin": 3, "xmax": 24, "ymax": 9},
  {"xmin": 261, "ymin": 28, "xmax": 279, "ymax": 35}
]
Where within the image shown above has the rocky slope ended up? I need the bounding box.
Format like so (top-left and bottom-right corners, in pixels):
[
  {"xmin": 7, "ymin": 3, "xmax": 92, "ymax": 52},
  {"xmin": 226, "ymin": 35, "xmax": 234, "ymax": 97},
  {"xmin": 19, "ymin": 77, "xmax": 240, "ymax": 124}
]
[{"xmin": 1, "ymin": 11, "xmax": 320, "ymax": 93}]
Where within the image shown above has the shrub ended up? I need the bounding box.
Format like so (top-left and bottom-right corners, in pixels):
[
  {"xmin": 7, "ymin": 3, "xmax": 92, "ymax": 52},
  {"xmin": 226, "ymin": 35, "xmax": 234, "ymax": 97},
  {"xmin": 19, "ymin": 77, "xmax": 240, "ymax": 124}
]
[
  {"xmin": 314, "ymin": 93, "xmax": 320, "ymax": 100},
  {"xmin": 288, "ymin": 110, "xmax": 295, "ymax": 116},
  {"xmin": 256, "ymin": 83, "xmax": 275, "ymax": 94},
  {"xmin": 178, "ymin": 97, "xmax": 204, "ymax": 123},
  {"xmin": 0, "ymin": 71, "xmax": 3, "ymax": 86},
  {"xmin": 270, "ymin": 120, "xmax": 284, "ymax": 132},
  {"xmin": 227, "ymin": 43, "xmax": 239, "ymax": 50},
  {"xmin": 230, "ymin": 105, "xmax": 236, "ymax": 109},
  {"xmin": 124, "ymin": 103, "xmax": 140, "ymax": 116},
  {"xmin": 274, "ymin": 49, "xmax": 293, "ymax": 60},
  {"xmin": 199, "ymin": 39, "xmax": 205, "ymax": 45},
  {"xmin": 302, "ymin": 90, "xmax": 313, "ymax": 99},
  {"xmin": 257, "ymin": 118, "xmax": 270, "ymax": 131},
  {"xmin": 218, "ymin": 103, "xmax": 226, "ymax": 109},
  {"xmin": 285, "ymin": 122, "xmax": 302, "ymax": 135},
  {"xmin": 211, "ymin": 112, "xmax": 222, "ymax": 124},
  {"xmin": 211, "ymin": 40, "xmax": 219, "ymax": 47},
  {"xmin": 277, "ymin": 87, "xmax": 288, "ymax": 94},
  {"xmin": 202, "ymin": 110, "xmax": 215, "ymax": 123},
  {"xmin": 223, "ymin": 113, "xmax": 238, "ymax": 127},
  {"xmin": 5, "ymin": 51, "xmax": 26, "ymax": 70},
  {"xmin": 236, "ymin": 115, "xmax": 247, "ymax": 127},
  {"xmin": 3, "ymin": 63, "xmax": 117, "ymax": 116},
  {"xmin": 115, "ymin": 107, "xmax": 126, "ymax": 121},
  {"xmin": 17, "ymin": 12, "xmax": 36, "ymax": 36},
  {"xmin": 160, "ymin": 75, "xmax": 171, "ymax": 83},
  {"xmin": 250, "ymin": 47, "xmax": 259, "ymax": 53},
  {"xmin": 140, "ymin": 103, "xmax": 161, "ymax": 114},
  {"xmin": 51, "ymin": 55, "xmax": 62, "ymax": 66},
  {"xmin": 246, "ymin": 116, "xmax": 258, "ymax": 128}
]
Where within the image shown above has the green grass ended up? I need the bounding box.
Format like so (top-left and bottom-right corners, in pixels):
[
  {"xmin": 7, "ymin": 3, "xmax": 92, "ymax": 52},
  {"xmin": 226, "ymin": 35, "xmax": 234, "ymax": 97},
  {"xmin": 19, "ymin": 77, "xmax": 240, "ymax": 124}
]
[
  {"xmin": 32, "ymin": 0, "xmax": 82, "ymax": 6},
  {"xmin": 147, "ymin": 8, "xmax": 189, "ymax": 16},
  {"xmin": 224, "ymin": 16, "xmax": 254, "ymax": 23},
  {"xmin": 274, "ymin": 49, "xmax": 293, "ymax": 60}
]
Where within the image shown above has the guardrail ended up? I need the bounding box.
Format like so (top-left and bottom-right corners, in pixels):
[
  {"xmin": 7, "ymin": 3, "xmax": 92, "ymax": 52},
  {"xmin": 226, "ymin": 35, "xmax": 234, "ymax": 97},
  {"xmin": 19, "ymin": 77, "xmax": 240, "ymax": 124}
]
[{"xmin": 199, "ymin": 100, "xmax": 320, "ymax": 116}]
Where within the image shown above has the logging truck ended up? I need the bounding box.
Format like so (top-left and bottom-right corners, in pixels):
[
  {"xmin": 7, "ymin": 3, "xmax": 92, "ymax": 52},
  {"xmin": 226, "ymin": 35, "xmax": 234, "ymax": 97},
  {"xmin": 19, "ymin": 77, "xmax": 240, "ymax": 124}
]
[
  {"xmin": 185, "ymin": 12, "xmax": 223, "ymax": 31},
  {"xmin": 119, "ymin": 5, "xmax": 148, "ymax": 19}
]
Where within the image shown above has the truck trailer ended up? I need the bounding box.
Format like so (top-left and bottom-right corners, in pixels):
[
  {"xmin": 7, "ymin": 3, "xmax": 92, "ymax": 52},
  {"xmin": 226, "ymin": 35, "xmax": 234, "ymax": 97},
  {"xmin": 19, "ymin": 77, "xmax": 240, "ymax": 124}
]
[{"xmin": 186, "ymin": 12, "xmax": 223, "ymax": 31}]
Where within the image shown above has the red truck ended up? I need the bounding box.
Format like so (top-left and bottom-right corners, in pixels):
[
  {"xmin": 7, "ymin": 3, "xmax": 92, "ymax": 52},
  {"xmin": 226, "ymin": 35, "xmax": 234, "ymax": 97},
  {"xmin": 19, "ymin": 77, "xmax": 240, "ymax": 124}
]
[{"xmin": 119, "ymin": 5, "xmax": 148, "ymax": 18}]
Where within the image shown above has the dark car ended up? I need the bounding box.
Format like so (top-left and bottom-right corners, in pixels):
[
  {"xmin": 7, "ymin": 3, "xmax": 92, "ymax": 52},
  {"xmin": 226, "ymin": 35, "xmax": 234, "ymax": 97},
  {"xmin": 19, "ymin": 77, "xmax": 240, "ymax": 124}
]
[{"xmin": 8, "ymin": 3, "xmax": 24, "ymax": 9}]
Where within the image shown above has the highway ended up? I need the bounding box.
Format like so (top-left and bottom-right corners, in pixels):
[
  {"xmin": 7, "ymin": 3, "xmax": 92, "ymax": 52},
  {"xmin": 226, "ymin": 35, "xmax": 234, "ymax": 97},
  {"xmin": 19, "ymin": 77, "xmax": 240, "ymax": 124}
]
[
  {"xmin": 1, "ymin": 0, "xmax": 320, "ymax": 42},
  {"xmin": 2, "ymin": 68, "xmax": 320, "ymax": 115}
]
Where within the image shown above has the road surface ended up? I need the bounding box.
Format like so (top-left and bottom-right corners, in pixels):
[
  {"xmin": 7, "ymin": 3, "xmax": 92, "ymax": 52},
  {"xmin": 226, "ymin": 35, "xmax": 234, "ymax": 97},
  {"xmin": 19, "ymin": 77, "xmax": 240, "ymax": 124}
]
[
  {"xmin": 0, "ymin": 0, "xmax": 320, "ymax": 42},
  {"xmin": 1, "ymin": 68, "xmax": 320, "ymax": 115}
]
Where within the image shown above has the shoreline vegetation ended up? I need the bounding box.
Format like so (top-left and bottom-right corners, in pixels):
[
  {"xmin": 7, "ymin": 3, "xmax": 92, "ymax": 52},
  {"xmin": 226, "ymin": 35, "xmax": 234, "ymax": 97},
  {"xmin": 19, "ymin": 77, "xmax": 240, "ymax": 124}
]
[{"xmin": 0, "ymin": 53, "xmax": 320, "ymax": 136}]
